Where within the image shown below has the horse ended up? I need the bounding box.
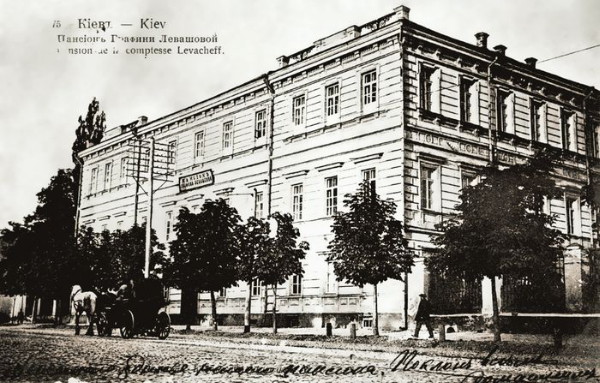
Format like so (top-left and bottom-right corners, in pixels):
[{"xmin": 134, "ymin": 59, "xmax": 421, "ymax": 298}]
[{"xmin": 70, "ymin": 285, "xmax": 97, "ymax": 335}]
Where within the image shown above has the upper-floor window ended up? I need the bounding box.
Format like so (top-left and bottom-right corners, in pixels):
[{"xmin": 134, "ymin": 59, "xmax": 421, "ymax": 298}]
[
  {"xmin": 103, "ymin": 162, "xmax": 112, "ymax": 191},
  {"xmin": 595, "ymin": 124, "xmax": 600, "ymax": 159},
  {"xmin": 194, "ymin": 131, "xmax": 205, "ymax": 159},
  {"xmin": 420, "ymin": 65, "xmax": 440, "ymax": 113},
  {"xmin": 255, "ymin": 109, "xmax": 267, "ymax": 139},
  {"xmin": 89, "ymin": 167, "xmax": 98, "ymax": 194},
  {"xmin": 420, "ymin": 164, "xmax": 440, "ymax": 211},
  {"xmin": 362, "ymin": 168, "xmax": 376, "ymax": 196},
  {"xmin": 291, "ymin": 274, "xmax": 302, "ymax": 295},
  {"xmin": 561, "ymin": 110, "xmax": 576, "ymax": 152},
  {"xmin": 168, "ymin": 140, "xmax": 177, "ymax": 166},
  {"xmin": 326, "ymin": 83, "xmax": 340, "ymax": 116},
  {"xmin": 362, "ymin": 70, "xmax": 377, "ymax": 106},
  {"xmin": 223, "ymin": 121, "xmax": 233, "ymax": 151},
  {"xmin": 293, "ymin": 95, "xmax": 306, "ymax": 126},
  {"xmin": 530, "ymin": 100, "xmax": 546, "ymax": 142},
  {"xmin": 496, "ymin": 90, "xmax": 514, "ymax": 134},
  {"xmin": 120, "ymin": 157, "xmax": 128, "ymax": 182},
  {"xmin": 254, "ymin": 191, "xmax": 264, "ymax": 219},
  {"xmin": 565, "ymin": 196, "xmax": 580, "ymax": 235},
  {"xmin": 292, "ymin": 184, "xmax": 303, "ymax": 221},
  {"xmin": 325, "ymin": 176, "xmax": 338, "ymax": 216},
  {"xmin": 165, "ymin": 211, "xmax": 173, "ymax": 241},
  {"xmin": 460, "ymin": 78, "xmax": 478, "ymax": 123},
  {"xmin": 218, "ymin": 287, "xmax": 227, "ymax": 298},
  {"xmin": 461, "ymin": 171, "xmax": 478, "ymax": 191}
]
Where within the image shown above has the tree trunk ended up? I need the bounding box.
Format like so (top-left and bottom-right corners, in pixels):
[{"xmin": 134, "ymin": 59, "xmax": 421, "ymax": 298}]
[
  {"xmin": 373, "ymin": 284, "xmax": 379, "ymax": 336},
  {"xmin": 263, "ymin": 285, "xmax": 268, "ymax": 326},
  {"xmin": 272, "ymin": 285, "xmax": 277, "ymax": 334},
  {"xmin": 244, "ymin": 279, "xmax": 252, "ymax": 333},
  {"xmin": 181, "ymin": 288, "xmax": 198, "ymax": 331},
  {"xmin": 490, "ymin": 277, "xmax": 501, "ymax": 342},
  {"xmin": 54, "ymin": 299, "xmax": 62, "ymax": 326},
  {"xmin": 210, "ymin": 290, "xmax": 218, "ymax": 331},
  {"xmin": 31, "ymin": 297, "xmax": 37, "ymax": 323}
]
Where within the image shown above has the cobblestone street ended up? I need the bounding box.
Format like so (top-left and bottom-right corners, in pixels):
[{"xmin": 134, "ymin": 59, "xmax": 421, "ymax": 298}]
[{"xmin": 0, "ymin": 326, "xmax": 598, "ymax": 383}]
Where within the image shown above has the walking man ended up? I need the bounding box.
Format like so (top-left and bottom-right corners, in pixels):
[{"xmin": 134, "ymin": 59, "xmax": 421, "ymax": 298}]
[{"xmin": 414, "ymin": 293, "xmax": 434, "ymax": 339}]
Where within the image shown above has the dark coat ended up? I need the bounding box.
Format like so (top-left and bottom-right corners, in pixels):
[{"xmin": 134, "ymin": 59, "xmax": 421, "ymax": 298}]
[{"xmin": 416, "ymin": 297, "xmax": 432, "ymax": 320}]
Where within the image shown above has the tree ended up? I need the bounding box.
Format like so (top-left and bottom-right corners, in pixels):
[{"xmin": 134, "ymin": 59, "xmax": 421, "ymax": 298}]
[
  {"xmin": 0, "ymin": 169, "xmax": 80, "ymax": 323},
  {"xmin": 328, "ymin": 181, "xmax": 414, "ymax": 336},
  {"xmin": 256, "ymin": 212, "xmax": 308, "ymax": 334},
  {"xmin": 429, "ymin": 150, "xmax": 566, "ymax": 342},
  {"xmin": 236, "ymin": 217, "xmax": 271, "ymax": 333},
  {"xmin": 72, "ymin": 98, "xmax": 106, "ymax": 216},
  {"xmin": 165, "ymin": 200, "xmax": 240, "ymax": 331}
]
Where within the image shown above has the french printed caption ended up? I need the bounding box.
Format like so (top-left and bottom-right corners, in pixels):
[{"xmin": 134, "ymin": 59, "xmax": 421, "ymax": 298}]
[{"xmin": 53, "ymin": 19, "xmax": 223, "ymax": 58}]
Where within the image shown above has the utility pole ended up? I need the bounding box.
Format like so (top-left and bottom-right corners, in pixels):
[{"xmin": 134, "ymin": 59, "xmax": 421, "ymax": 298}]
[
  {"xmin": 128, "ymin": 137, "xmax": 174, "ymax": 279},
  {"xmin": 144, "ymin": 137, "xmax": 155, "ymax": 278}
]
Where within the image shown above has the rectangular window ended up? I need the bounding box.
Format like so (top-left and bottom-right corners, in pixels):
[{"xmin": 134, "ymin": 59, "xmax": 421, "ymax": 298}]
[
  {"xmin": 420, "ymin": 165, "xmax": 440, "ymax": 210},
  {"xmin": 194, "ymin": 131, "xmax": 205, "ymax": 159},
  {"xmin": 566, "ymin": 197, "xmax": 580, "ymax": 235},
  {"xmin": 460, "ymin": 78, "xmax": 477, "ymax": 123},
  {"xmin": 291, "ymin": 274, "xmax": 302, "ymax": 295},
  {"xmin": 222, "ymin": 121, "xmax": 233, "ymax": 150},
  {"xmin": 218, "ymin": 288, "xmax": 227, "ymax": 298},
  {"xmin": 561, "ymin": 111, "xmax": 576, "ymax": 151},
  {"xmin": 292, "ymin": 95, "xmax": 306, "ymax": 126},
  {"xmin": 530, "ymin": 101, "xmax": 542, "ymax": 142},
  {"xmin": 168, "ymin": 140, "xmax": 177, "ymax": 165},
  {"xmin": 165, "ymin": 211, "xmax": 173, "ymax": 241},
  {"xmin": 292, "ymin": 184, "xmax": 303, "ymax": 221},
  {"xmin": 362, "ymin": 70, "xmax": 377, "ymax": 106},
  {"xmin": 595, "ymin": 124, "xmax": 600, "ymax": 159},
  {"xmin": 254, "ymin": 191, "xmax": 264, "ymax": 219},
  {"xmin": 325, "ymin": 83, "xmax": 340, "ymax": 116},
  {"xmin": 461, "ymin": 171, "xmax": 477, "ymax": 190},
  {"xmin": 326, "ymin": 261, "xmax": 337, "ymax": 293},
  {"xmin": 362, "ymin": 168, "xmax": 376, "ymax": 195},
  {"xmin": 255, "ymin": 109, "xmax": 267, "ymax": 139},
  {"xmin": 496, "ymin": 90, "xmax": 510, "ymax": 133},
  {"xmin": 251, "ymin": 279, "xmax": 263, "ymax": 296},
  {"xmin": 117, "ymin": 221, "xmax": 123, "ymax": 230},
  {"xmin": 325, "ymin": 176, "xmax": 338, "ymax": 216},
  {"xmin": 90, "ymin": 167, "xmax": 98, "ymax": 194},
  {"xmin": 420, "ymin": 66, "xmax": 437, "ymax": 111},
  {"xmin": 103, "ymin": 162, "xmax": 112, "ymax": 191},
  {"xmin": 120, "ymin": 157, "xmax": 128, "ymax": 182}
]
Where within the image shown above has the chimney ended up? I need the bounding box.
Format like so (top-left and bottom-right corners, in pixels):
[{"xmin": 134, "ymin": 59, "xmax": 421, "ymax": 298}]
[
  {"xmin": 493, "ymin": 44, "xmax": 507, "ymax": 56},
  {"xmin": 344, "ymin": 26, "xmax": 361, "ymax": 39},
  {"xmin": 524, "ymin": 57, "xmax": 537, "ymax": 69},
  {"xmin": 138, "ymin": 116, "xmax": 148, "ymax": 125},
  {"xmin": 277, "ymin": 55, "xmax": 289, "ymax": 68},
  {"xmin": 475, "ymin": 32, "xmax": 489, "ymax": 49},
  {"xmin": 394, "ymin": 5, "xmax": 410, "ymax": 20}
]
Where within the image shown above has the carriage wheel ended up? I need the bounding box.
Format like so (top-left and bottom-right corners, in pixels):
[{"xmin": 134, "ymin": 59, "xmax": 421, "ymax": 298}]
[
  {"xmin": 97, "ymin": 312, "xmax": 110, "ymax": 337},
  {"xmin": 156, "ymin": 312, "xmax": 171, "ymax": 340},
  {"xmin": 119, "ymin": 310, "xmax": 135, "ymax": 339}
]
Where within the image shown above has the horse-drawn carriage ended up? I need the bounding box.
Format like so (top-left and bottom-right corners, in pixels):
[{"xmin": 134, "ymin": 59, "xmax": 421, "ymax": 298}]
[{"xmin": 95, "ymin": 278, "xmax": 171, "ymax": 339}]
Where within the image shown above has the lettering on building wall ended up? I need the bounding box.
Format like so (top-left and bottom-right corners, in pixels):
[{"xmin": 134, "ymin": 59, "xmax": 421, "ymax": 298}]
[{"xmin": 179, "ymin": 170, "xmax": 214, "ymax": 192}]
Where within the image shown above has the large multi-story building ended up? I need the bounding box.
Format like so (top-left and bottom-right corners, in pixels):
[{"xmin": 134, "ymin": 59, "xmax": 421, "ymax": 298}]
[{"xmin": 77, "ymin": 5, "xmax": 599, "ymax": 329}]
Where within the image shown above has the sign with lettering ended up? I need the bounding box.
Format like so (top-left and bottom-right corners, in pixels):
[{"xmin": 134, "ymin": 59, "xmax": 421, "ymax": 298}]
[{"xmin": 179, "ymin": 170, "xmax": 214, "ymax": 192}]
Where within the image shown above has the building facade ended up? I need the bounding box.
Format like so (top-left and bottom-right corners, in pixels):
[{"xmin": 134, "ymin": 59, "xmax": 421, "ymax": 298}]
[{"xmin": 77, "ymin": 5, "xmax": 600, "ymax": 329}]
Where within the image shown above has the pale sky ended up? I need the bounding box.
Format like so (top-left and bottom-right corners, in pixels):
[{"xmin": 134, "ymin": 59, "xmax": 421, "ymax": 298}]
[{"xmin": 0, "ymin": 0, "xmax": 599, "ymax": 230}]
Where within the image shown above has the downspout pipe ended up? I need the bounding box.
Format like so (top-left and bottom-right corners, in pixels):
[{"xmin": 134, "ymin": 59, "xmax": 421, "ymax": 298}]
[
  {"xmin": 73, "ymin": 154, "xmax": 84, "ymax": 239},
  {"xmin": 262, "ymin": 74, "xmax": 276, "ymax": 217},
  {"xmin": 487, "ymin": 55, "xmax": 499, "ymax": 165}
]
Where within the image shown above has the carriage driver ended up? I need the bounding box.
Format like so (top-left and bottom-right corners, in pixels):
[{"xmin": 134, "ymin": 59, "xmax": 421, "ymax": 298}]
[{"xmin": 116, "ymin": 278, "xmax": 136, "ymax": 303}]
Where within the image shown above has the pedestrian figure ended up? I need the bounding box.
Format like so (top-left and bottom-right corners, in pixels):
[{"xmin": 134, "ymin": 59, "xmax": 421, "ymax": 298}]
[
  {"xmin": 17, "ymin": 310, "xmax": 24, "ymax": 325},
  {"xmin": 414, "ymin": 293, "xmax": 434, "ymax": 339}
]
